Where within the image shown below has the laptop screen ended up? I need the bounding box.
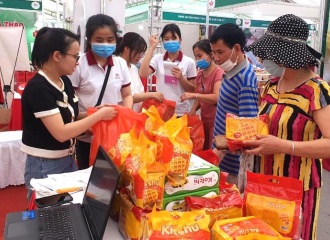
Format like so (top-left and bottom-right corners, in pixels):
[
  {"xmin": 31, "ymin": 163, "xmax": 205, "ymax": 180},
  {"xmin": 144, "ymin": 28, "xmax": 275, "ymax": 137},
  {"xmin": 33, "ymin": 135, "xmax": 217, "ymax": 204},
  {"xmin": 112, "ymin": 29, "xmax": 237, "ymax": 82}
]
[{"xmin": 82, "ymin": 146, "xmax": 120, "ymax": 239}]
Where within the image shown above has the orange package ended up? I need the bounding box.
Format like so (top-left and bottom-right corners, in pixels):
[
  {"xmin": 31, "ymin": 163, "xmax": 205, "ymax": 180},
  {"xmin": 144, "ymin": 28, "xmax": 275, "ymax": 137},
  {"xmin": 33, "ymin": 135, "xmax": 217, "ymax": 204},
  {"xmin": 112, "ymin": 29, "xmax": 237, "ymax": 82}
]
[
  {"xmin": 211, "ymin": 216, "xmax": 290, "ymax": 240},
  {"xmin": 143, "ymin": 107, "xmax": 193, "ymax": 187},
  {"xmin": 160, "ymin": 115, "xmax": 193, "ymax": 187},
  {"xmin": 244, "ymin": 172, "xmax": 303, "ymax": 238},
  {"xmin": 125, "ymin": 132, "xmax": 166, "ymax": 210},
  {"xmin": 108, "ymin": 126, "xmax": 137, "ymax": 169},
  {"xmin": 87, "ymin": 105, "xmax": 147, "ymax": 166},
  {"xmin": 225, "ymin": 113, "xmax": 268, "ymax": 151},
  {"xmin": 118, "ymin": 188, "xmax": 151, "ymax": 240},
  {"xmin": 141, "ymin": 98, "xmax": 176, "ymax": 122},
  {"xmin": 143, "ymin": 208, "xmax": 210, "ymax": 239},
  {"xmin": 219, "ymin": 172, "xmax": 240, "ymax": 194},
  {"xmin": 185, "ymin": 191, "xmax": 243, "ymax": 229}
]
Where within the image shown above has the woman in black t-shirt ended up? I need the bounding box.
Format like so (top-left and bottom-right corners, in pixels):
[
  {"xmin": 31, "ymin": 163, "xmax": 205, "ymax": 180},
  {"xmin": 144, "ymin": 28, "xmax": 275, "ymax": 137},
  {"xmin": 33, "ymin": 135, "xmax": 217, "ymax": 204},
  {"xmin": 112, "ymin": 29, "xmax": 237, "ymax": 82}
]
[{"xmin": 21, "ymin": 27, "xmax": 118, "ymax": 193}]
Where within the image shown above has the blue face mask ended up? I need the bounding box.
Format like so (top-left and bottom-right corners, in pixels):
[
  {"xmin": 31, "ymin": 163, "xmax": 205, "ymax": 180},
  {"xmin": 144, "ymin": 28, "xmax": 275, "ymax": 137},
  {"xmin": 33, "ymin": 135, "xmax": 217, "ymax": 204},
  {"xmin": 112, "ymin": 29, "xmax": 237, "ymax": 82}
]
[
  {"xmin": 91, "ymin": 43, "xmax": 116, "ymax": 58},
  {"xmin": 196, "ymin": 56, "xmax": 210, "ymax": 69},
  {"xmin": 163, "ymin": 40, "xmax": 180, "ymax": 53}
]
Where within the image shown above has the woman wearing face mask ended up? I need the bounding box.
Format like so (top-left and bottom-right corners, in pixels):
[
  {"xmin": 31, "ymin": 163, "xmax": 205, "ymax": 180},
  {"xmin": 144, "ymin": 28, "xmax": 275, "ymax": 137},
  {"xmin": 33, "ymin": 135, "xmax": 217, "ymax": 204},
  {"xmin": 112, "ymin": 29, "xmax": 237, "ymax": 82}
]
[
  {"xmin": 69, "ymin": 14, "xmax": 133, "ymax": 170},
  {"xmin": 210, "ymin": 23, "xmax": 259, "ymax": 185},
  {"xmin": 115, "ymin": 32, "xmax": 164, "ymax": 112},
  {"xmin": 243, "ymin": 14, "xmax": 329, "ymax": 240},
  {"xmin": 180, "ymin": 39, "xmax": 224, "ymax": 150},
  {"xmin": 139, "ymin": 24, "xmax": 197, "ymax": 116}
]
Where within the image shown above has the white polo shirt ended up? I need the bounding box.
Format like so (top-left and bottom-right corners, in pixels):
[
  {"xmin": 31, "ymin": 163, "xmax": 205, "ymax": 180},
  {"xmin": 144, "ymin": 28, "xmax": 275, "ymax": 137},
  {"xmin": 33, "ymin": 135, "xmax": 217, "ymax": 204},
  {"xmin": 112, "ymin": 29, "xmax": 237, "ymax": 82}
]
[
  {"xmin": 128, "ymin": 64, "xmax": 145, "ymax": 112},
  {"xmin": 69, "ymin": 50, "xmax": 131, "ymax": 112},
  {"xmin": 150, "ymin": 51, "xmax": 196, "ymax": 116},
  {"xmin": 68, "ymin": 50, "xmax": 131, "ymax": 143}
]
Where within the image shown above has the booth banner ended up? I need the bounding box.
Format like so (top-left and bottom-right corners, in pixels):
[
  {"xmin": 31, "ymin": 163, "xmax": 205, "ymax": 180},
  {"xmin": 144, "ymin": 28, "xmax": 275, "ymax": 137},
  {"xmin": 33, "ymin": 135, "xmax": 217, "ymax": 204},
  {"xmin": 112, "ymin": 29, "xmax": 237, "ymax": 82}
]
[
  {"xmin": 0, "ymin": 0, "xmax": 42, "ymax": 12},
  {"xmin": 0, "ymin": 10, "xmax": 36, "ymax": 59},
  {"xmin": 213, "ymin": 0, "xmax": 273, "ymax": 9}
]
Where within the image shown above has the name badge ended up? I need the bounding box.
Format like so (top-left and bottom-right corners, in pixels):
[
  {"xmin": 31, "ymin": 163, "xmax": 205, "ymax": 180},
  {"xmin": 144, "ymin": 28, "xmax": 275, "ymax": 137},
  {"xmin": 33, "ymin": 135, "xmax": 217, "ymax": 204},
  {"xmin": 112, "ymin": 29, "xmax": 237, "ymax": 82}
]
[{"xmin": 164, "ymin": 75, "xmax": 178, "ymax": 85}]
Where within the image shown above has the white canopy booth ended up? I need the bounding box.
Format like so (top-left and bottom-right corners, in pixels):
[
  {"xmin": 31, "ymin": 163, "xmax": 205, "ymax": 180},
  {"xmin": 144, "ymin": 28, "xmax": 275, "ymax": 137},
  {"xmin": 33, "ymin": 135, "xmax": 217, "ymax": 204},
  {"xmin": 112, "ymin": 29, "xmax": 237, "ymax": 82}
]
[{"xmin": 124, "ymin": 0, "xmax": 322, "ymax": 57}]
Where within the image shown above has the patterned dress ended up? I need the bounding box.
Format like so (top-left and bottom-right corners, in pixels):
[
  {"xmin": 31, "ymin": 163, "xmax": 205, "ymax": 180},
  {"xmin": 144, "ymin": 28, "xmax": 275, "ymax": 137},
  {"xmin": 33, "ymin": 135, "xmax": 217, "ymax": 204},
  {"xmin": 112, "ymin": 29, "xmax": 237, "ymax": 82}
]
[{"xmin": 258, "ymin": 76, "xmax": 330, "ymax": 240}]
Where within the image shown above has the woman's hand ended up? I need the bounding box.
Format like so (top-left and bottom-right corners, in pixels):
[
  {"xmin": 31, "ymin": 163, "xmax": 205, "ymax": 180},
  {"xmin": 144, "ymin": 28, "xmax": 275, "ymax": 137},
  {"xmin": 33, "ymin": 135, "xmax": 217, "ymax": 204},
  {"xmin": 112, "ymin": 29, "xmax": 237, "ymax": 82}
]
[
  {"xmin": 171, "ymin": 66, "xmax": 183, "ymax": 80},
  {"xmin": 180, "ymin": 92, "xmax": 197, "ymax": 101},
  {"xmin": 151, "ymin": 92, "xmax": 164, "ymax": 102},
  {"xmin": 243, "ymin": 134, "xmax": 286, "ymax": 156},
  {"xmin": 149, "ymin": 34, "xmax": 159, "ymax": 49},
  {"xmin": 94, "ymin": 103, "xmax": 112, "ymax": 109},
  {"xmin": 96, "ymin": 106, "xmax": 118, "ymax": 121}
]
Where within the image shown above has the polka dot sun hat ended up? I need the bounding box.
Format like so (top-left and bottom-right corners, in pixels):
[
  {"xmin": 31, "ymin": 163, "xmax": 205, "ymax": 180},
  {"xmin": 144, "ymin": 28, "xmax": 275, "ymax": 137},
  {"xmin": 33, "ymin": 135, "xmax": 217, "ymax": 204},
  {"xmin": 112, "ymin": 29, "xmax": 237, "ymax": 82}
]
[{"xmin": 245, "ymin": 14, "xmax": 321, "ymax": 69}]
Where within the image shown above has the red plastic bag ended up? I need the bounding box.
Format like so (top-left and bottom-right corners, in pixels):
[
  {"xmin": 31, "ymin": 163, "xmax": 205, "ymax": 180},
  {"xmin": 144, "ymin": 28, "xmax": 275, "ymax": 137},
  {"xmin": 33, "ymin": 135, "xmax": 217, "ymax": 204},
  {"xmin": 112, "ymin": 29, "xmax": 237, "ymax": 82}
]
[
  {"xmin": 141, "ymin": 98, "xmax": 175, "ymax": 122},
  {"xmin": 244, "ymin": 172, "xmax": 303, "ymax": 238},
  {"xmin": 187, "ymin": 115, "xmax": 205, "ymax": 154},
  {"xmin": 87, "ymin": 105, "xmax": 147, "ymax": 166},
  {"xmin": 195, "ymin": 149, "xmax": 219, "ymax": 166}
]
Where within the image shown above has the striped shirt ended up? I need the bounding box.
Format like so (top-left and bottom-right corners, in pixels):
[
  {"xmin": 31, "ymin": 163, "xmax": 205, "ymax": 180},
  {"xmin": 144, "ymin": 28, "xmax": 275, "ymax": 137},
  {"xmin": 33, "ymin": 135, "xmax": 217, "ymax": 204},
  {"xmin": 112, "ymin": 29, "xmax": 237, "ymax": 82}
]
[
  {"xmin": 213, "ymin": 59, "xmax": 259, "ymax": 175},
  {"xmin": 259, "ymin": 76, "xmax": 330, "ymax": 191}
]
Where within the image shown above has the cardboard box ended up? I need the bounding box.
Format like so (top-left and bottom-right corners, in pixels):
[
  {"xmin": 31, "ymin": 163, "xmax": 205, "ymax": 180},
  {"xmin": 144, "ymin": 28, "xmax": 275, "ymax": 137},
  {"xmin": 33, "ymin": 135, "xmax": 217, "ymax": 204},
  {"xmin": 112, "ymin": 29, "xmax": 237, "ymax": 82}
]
[
  {"xmin": 164, "ymin": 154, "xmax": 220, "ymax": 197},
  {"xmin": 163, "ymin": 187, "xmax": 219, "ymax": 211}
]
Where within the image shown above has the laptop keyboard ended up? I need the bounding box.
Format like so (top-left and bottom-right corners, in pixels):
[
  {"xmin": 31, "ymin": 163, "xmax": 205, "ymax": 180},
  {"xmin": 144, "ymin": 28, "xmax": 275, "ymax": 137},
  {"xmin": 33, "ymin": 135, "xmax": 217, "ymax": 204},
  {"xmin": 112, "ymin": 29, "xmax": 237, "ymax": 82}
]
[{"xmin": 38, "ymin": 205, "xmax": 76, "ymax": 240}]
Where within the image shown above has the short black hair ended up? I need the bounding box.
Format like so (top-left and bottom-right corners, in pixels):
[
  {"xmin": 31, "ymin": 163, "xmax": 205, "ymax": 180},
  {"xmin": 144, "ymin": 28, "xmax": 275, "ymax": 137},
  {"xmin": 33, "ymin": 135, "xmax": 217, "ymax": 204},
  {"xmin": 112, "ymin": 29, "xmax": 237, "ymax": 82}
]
[
  {"xmin": 31, "ymin": 27, "xmax": 79, "ymax": 70},
  {"xmin": 193, "ymin": 39, "xmax": 212, "ymax": 55},
  {"xmin": 115, "ymin": 32, "xmax": 147, "ymax": 61},
  {"xmin": 210, "ymin": 23, "xmax": 246, "ymax": 50},
  {"xmin": 160, "ymin": 23, "xmax": 181, "ymax": 40},
  {"xmin": 85, "ymin": 14, "xmax": 118, "ymax": 51}
]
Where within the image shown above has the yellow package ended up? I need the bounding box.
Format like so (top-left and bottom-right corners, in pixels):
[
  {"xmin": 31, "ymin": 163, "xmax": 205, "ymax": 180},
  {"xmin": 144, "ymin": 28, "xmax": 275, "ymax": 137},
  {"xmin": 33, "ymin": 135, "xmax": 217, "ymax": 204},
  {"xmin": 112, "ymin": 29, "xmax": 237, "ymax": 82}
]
[
  {"xmin": 108, "ymin": 126, "xmax": 137, "ymax": 172},
  {"xmin": 160, "ymin": 115, "xmax": 193, "ymax": 187},
  {"xmin": 225, "ymin": 113, "xmax": 268, "ymax": 140},
  {"xmin": 143, "ymin": 208, "xmax": 210, "ymax": 239},
  {"xmin": 125, "ymin": 132, "xmax": 165, "ymax": 210},
  {"xmin": 212, "ymin": 216, "xmax": 290, "ymax": 240},
  {"xmin": 118, "ymin": 189, "xmax": 150, "ymax": 240}
]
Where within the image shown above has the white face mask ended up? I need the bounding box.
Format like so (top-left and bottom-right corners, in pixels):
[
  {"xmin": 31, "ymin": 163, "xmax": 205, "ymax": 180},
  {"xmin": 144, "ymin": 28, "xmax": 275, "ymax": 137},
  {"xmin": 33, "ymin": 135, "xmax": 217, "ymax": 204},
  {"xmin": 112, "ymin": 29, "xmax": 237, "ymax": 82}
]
[
  {"xmin": 263, "ymin": 60, "xmax": 286, "ymax": 77},
  {"xmin": 219, "ymin": 48, "xmax": 238, "ymax": 72}
]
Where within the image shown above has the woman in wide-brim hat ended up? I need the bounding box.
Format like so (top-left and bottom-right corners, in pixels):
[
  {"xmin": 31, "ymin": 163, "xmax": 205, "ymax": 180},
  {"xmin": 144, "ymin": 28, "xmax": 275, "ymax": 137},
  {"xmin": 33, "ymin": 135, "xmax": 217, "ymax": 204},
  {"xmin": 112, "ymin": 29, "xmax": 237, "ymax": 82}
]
[{"xmin": 243, "ymin": 14, "xmax": 330, "ymax": 240}]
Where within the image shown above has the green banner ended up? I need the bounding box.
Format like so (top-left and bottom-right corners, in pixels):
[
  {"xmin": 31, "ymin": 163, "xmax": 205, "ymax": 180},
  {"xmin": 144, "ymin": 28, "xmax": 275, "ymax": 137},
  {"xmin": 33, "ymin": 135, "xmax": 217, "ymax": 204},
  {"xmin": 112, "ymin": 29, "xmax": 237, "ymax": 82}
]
[
  {"xmin": 0, "ymin": 0, "xmax": 42, "ymax": 12},
  {"xmin": 0, "ymin": 10, "xmax": 37, "ymax": 59},
  {"xmin": 163, "ymin": 12, "xmax": 241, "ymax": 26},
  {"xmin": 125, "ymin": 12, "xmax": 148, "ymax": 25},
  {"xmin": 214, "ymin": 0, "xmax": 255, "ymax": 8},
  {"xmin": 209, "ymin": 16, "xmax": 240, "ymax": 25},
  {"xmin": 163, "ymin": 12, "xmax": 206, "ymax": 24}
]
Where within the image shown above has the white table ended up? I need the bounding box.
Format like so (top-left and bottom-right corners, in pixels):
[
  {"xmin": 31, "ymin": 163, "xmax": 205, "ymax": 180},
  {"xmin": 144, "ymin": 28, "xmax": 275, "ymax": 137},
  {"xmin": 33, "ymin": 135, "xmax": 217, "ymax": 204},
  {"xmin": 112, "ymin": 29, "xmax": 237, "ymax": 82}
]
[
  {"xmin": 0, "ymin": 130, "xmax": 26, "ymax": 188},
  {"xmin": 32, "ymin": 168, "xmax": 124, "ymax": 240}
]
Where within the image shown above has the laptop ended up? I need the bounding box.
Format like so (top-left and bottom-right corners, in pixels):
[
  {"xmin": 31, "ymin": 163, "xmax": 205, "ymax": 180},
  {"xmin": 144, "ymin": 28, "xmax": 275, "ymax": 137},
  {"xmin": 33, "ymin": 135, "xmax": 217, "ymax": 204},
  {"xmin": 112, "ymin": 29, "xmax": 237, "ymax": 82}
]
[{"xmin": 3, "ymin": 146, "xmax": 120, "ymax": 240}]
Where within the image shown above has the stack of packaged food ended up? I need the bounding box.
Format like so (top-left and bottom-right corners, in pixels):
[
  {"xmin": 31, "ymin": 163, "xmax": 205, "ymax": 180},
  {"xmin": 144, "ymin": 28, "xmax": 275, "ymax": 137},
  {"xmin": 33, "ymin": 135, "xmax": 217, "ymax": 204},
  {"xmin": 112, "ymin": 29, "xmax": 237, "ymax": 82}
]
[{"xmin": 99, "ymin": 106, "xmax": 301, "ymax": 240}]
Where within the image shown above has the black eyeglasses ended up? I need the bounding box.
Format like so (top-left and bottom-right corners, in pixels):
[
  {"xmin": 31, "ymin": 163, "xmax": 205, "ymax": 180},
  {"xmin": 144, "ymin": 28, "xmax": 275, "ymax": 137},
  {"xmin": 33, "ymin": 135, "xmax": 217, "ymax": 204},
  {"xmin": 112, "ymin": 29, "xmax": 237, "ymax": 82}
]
[{"xmin": 62, "ymin": 52, "xmax": 80, "ymax": 62}]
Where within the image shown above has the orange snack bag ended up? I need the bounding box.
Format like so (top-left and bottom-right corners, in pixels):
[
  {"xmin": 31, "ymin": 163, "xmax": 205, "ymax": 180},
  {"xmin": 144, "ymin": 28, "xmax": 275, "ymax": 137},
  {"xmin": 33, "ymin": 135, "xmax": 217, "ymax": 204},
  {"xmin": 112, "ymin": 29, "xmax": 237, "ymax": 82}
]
[
  {"xmin": 108, "ymin": 126, "xmax": 137, "ymax": 169},
  {"xmin": 211, "ymin": 216, "xmax": 290, "ymax": 240},
  {"xmin": 143, "ymin": 208, "xmax": 210, "ymax": 239},
  {"xmin": 185, "ymin": 191, "xmax": 243, "ymax": 228},
  {"xmin": 244, "ymin": 172, "xmax": 303, "ymax": 238},
  {"xmin": 225, "ymin": 113, "xmax": 268, "ymax": 151},
  {"xmin": 118, "ymin": 188, "xmax": 151, "ymax": 240},
  {"xmin": 125, "ymin": 132, "xmax": 165, "ymax": 210},
  {"xmin": 143, "ymin": 107, "xmax": 193, "ymax": 187}
]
